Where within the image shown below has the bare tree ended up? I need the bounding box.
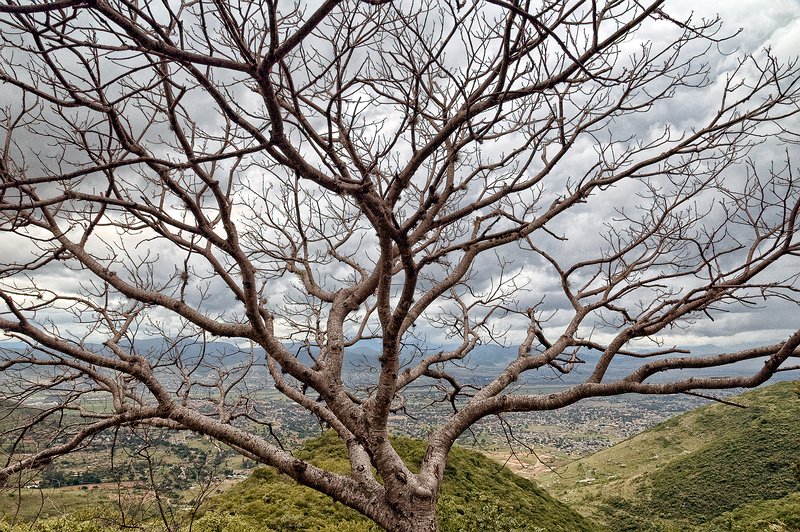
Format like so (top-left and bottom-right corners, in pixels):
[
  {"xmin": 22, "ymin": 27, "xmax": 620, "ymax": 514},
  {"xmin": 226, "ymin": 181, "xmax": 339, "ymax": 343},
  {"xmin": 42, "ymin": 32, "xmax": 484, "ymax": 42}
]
[{"xmin": 1, "ymin": 0, "xmax": 799, "ymax": 530}]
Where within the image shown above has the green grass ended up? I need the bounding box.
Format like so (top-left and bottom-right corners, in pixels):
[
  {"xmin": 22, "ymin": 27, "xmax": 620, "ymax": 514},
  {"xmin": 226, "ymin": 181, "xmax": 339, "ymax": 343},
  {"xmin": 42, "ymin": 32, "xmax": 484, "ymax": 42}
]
[
  {"xmin": 0, "ymin": 434, "xmax": 599, "ymax": 531},
  {"xmin": 701, "ymin": 491, "xmax": 800, "ymax": 532},
  {"xmin": 6, "ymin": 383, "xmax": 799, "ymax": 531},
  {"xmin": 0, "ymin": 487, "xmax": 111, "ymax": 523},
  {"xmin": 202, "ymin": 432, "xmax": 600, "ymax": 531},
  {"xmin": 541, "ymin": 382, "xmax": 800, "ymax": 530}
]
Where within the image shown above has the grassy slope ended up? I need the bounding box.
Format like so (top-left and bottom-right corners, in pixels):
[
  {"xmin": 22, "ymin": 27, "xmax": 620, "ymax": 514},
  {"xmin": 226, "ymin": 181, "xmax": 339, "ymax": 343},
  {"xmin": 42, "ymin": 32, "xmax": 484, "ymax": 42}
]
[
  {"xmin": 203, "ymin": 432, "xmax": 599, "ymax": 531},
  {"xmin": 540, "ymin": 381, "xmax": 800, "ymax": 531},
  {"xmin": 703, "ymin": 492, "xmax": 800, "ymax": 532},
  {"xmin": 0, "ymin": 488, "xmax": 111, "ymax": 523},
  {"xmin": 6, "ymin": 383, "xmax": 799, "ymax": 531}
]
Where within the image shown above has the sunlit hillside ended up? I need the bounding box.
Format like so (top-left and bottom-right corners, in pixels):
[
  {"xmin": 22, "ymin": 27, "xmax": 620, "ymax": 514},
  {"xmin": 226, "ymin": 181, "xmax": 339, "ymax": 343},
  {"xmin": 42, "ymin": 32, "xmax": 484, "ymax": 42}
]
[{"xmin": 541, "ymin": 382, "xmax": 800, "ymax": 531}]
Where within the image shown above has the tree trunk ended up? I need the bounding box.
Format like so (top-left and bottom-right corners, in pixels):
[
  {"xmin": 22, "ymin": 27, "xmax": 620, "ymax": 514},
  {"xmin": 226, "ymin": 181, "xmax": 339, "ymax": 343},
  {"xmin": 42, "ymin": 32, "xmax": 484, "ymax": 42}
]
[{"xmin": 379, "ymin": 499, "xmax": 438, "ymax": 532}]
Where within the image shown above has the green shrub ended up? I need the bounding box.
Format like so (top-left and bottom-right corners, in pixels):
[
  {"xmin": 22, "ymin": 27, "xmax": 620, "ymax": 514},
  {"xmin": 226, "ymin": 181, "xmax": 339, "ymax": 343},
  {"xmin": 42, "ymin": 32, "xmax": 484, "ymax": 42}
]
[{"xmin": 200, "ymin": 433, "xmax": 598, "ymax": 531}]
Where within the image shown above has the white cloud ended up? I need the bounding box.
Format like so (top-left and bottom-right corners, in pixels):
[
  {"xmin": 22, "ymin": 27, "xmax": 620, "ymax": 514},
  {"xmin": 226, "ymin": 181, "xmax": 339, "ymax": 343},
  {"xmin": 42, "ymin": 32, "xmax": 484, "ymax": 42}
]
[{"xmin": 2, "ymin": 0, "xmax": 799, "ymax": 355}]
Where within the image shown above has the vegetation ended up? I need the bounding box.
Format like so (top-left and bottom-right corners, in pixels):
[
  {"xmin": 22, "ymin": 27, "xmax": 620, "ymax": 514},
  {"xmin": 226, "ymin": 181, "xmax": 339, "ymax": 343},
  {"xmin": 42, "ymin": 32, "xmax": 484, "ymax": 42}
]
[
  {"xmin": 2, "ymin": 0, "xmax": 800, "ymax": 528},
  {"xmin": 542, "ymin": 382, "xmax": 800, "ymax": 530},
  {"xmin": 0, "ymin": 433, "xmax": 596, "ymax": 531},
  {"xmin": 703, "ymin": 492, "xmax": 800, "ymax": 532},
  {"xmin": 202, "ymin": 433, "xmax": 597, "ymax": 532},
  {"xmin": 0, "ymin": 508, "xmax": 267, "ymax": 532},
  {"xmin": 0, "ymin": 489, "xmax": 110, "ymax": 524},
  {"xmin": 3, "ymin": 383, "xmax": 800, "ymax": 530}
]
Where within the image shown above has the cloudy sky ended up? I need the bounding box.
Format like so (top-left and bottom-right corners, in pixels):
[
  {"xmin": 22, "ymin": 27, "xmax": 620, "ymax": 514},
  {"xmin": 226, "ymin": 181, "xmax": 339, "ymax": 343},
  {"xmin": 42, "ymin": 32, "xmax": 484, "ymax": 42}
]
[
  {"xmin": 460, "ymin": 0, "xmax": 800, "ymax": 350},
  {"xmin": 1, "ymin": 0, "xmax": 799, "ymax": 357}
]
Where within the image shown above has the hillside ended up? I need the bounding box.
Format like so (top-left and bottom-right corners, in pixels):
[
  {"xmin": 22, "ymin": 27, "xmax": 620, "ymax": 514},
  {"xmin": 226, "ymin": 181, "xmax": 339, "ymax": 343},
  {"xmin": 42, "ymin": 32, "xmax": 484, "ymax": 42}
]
[
  {"xmin": 540, "ymin": 381, "xmax": 800, "ymax": 531},
  {"xmin": 4, "ymin": 383, "xmax": 799, "ymax": 531},
  {"xmin": 201, "ymin": 432, "xmax": 598, "ymax": 531}
]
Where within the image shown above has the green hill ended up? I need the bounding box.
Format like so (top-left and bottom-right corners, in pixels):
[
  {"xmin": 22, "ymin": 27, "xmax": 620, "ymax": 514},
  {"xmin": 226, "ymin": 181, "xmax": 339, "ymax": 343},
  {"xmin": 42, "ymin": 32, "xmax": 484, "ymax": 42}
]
[
  {"xmin": 703, "ymin": 492, "xmax": 800, "ymax": 532},
  {"xmin": 201, "ymin": 431, "xmax": 598, "ymax": 531},
  {"xmin": 4, "ymin": 383, "xmax": 799, "ymax": 531},
  {"xmin": 540, "ymin": 381, "xmax": 800, "ymax": 531}
]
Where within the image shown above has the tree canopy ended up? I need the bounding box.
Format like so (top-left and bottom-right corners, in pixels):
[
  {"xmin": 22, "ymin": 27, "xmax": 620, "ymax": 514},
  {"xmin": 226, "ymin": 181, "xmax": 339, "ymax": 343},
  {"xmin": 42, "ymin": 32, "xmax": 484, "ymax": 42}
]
[{"xmin": 1, "ymin": 0, "xmax": 799, "ymax": 529}]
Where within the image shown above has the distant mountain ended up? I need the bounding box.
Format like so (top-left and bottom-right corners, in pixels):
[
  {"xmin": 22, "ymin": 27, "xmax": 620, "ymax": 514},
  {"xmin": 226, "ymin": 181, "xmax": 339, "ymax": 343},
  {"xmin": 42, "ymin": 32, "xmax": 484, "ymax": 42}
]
[
  {"xmin": 201, "ymin": 431, "xmax": 599, "ymax": 532},
  {"xmin": 2, "ymin": 337, "xmax": 788, "ymax": 387},
  {"xmin": 539, "ymin": 381, "xmax": 800, "ymax": 531}
]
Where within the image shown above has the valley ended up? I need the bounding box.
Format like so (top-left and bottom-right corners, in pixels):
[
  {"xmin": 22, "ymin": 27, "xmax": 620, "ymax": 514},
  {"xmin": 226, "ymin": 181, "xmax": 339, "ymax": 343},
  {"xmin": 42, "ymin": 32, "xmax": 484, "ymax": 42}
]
[{"xmin": 2, "ymin": 381, "xmax": 798, "ymax": 530}]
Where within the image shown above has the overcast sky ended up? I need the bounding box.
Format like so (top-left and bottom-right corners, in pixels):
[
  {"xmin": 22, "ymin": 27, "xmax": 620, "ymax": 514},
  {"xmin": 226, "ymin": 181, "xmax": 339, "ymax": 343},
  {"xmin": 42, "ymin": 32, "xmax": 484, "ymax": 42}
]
[
  {"xmin": 459, "ymin": 0, "xmax": 800, "ymax": 350},
  {"xmin": 1, "ymin": 0, "xmax": 799, "ymax": 354}
]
